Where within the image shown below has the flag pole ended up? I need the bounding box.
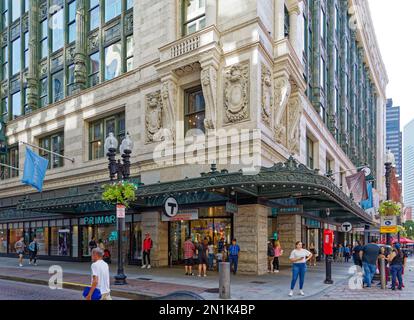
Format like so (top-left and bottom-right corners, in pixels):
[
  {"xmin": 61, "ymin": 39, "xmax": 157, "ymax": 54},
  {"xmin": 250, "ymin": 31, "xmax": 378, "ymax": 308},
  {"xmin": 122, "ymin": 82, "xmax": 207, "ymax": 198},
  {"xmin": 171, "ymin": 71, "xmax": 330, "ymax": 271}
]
[
  {"xmin": 19, "ymin": 141, "xmax": 75, "ymax": 163},
  {"xmin": 0, "ymin": 163, "xmax": 21, "ymax": 171}
]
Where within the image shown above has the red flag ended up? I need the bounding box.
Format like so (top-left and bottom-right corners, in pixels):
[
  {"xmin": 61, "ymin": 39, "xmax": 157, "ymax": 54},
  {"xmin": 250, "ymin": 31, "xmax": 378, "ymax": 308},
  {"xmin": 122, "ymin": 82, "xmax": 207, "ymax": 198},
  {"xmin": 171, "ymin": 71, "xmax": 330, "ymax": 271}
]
[{"xmin": 346, "ymin": 171, "xmax": 368, "ymax": 203}]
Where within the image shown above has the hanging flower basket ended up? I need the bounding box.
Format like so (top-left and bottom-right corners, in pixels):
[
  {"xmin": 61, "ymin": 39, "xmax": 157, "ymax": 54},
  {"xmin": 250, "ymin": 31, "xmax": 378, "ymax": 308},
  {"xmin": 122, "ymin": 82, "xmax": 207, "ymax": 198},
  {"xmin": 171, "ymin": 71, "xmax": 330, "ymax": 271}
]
[
  {"xmin": 378, "ymin": 200, "xmax": 401, "ymax": 216},
  {"xmin": 102, "ymin": 181, "xmax": 138, "ymax": 208}
]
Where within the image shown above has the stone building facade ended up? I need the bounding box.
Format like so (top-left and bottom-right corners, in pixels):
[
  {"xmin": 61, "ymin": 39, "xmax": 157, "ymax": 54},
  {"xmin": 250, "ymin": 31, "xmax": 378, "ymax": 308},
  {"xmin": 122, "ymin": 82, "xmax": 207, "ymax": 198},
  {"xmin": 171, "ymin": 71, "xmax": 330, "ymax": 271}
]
[{"xmin": 0, "ymin": 0, "xmax": 388, "ymax": 275}]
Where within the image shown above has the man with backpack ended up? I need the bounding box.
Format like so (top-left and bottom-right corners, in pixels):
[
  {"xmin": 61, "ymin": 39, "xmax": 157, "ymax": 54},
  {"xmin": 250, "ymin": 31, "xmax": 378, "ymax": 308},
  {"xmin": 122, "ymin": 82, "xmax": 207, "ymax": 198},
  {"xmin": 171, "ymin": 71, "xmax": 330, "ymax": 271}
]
[
  {"xmin": 28, "ymin": 236, "xmax": 39, "ymax": 266},
  {"xmin": 142, "ymin": 232, "xmax": 153, "ymax": 269}
]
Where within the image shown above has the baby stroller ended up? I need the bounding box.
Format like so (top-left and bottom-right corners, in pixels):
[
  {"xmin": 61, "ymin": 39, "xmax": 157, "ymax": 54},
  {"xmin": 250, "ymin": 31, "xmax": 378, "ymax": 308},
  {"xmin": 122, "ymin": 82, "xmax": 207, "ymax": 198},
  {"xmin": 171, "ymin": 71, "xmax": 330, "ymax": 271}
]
[{"xmin": 103, "ymin": 249, "xmax": 111, "ymax": 264}]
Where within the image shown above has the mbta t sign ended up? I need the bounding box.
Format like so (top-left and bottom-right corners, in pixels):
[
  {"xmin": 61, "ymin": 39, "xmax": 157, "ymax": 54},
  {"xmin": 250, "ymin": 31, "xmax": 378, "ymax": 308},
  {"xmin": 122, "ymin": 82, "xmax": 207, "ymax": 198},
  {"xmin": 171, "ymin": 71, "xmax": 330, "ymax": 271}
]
[
  {"xmin": 163, "ymin": 197, "xmax": 179, "ymax": 218},
  {"xmin": 341, "ymin": 222, "xmax": 353, "ymax": 233}
]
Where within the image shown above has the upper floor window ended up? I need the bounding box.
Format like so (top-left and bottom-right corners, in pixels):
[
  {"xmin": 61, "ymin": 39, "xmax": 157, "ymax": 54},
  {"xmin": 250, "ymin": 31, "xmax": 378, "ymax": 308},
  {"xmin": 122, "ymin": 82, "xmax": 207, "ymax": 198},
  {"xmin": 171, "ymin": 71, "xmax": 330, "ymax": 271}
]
[
  {"xmin": 182, "ymin": 0, "xmax": 206, "ymax": 36},
  {"xmin": 89, "ymin": 112, "xmax": 125, "ymax": 160},
  {"xmin": 320, "ymin": 56, "xmax": 325, "ymax": 90},
  {"xmin": 184, "ymin": 86, "xmax": 205, "ymax": 135},
  {"xmin": 320, "ymin": 7, "xmax": 326, "ymax": 43},
  {"xmin": 39, "ymin": 132, "xmax": 64, "ymax": 169},
  {"xmin": 88, "ymin": 0, "xmax": 133, "ymax": 87},
  {"xmin": 284, "ymin": 5, "xmax": 290, "ymax": 37},
  {"xmin": 0, "ymin": 145, "xmax": 19, "ymax": 180},
  {"xmin": 105, "ymin": 0, "xmax": 121, "ymax": 23},
  {"xmin": 306, "ymin": 137, "xmax": 314, "ymax": 169}
]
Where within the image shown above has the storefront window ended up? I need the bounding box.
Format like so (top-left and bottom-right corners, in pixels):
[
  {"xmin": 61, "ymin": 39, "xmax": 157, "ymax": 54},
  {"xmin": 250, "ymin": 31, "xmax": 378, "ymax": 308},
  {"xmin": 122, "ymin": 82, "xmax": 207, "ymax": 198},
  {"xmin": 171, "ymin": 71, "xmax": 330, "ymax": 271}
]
[
  {"xmin": 268, "ymin": 217, "xmax": 278, "ymax": 241},
  {"xmin": 9, "ymin": 228, "xmax": 24, "ymax": 252},
  {"xmin": 50, "ymin": 226, "xmax": 71, "ymax": 256},
  {"xmin": 72, "ymin": 225, "xmax": 78, "ymax": 258},
  {"xmin": 131, "ymin": 222, "xmax": 142, "ymax": 260},
  {"xmin": 31, "ymin": 226, "xmax": 49, "ymax": 255},
  {"xmin": 0, "ymin": 228, "xmax": 7, "ymax": 253}
]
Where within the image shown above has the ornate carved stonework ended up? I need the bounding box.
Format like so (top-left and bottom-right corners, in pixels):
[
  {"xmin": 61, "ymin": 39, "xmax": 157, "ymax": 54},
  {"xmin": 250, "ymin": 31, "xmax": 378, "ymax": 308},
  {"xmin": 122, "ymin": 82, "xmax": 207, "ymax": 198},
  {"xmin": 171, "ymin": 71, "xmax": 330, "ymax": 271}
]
[
  {"xmin": 145, "ymin": 91, "xmax": 163, "ymax": 143},
  {"xmin": 174, "ymin": 62, "xmax": 201, "ymax": 76},
  {"xmin": 261, "ymin": 64, "xmax": 273, "ymax": 126},
  {"xmin": 287, "ymin": 96, "xmax": 303, "ymax": 155},
  {"xmin": 160, "ymin": 78, "xmax": 178, "ymax": 141},
  {"xmin": 274, "ymin": 75, "xmax": 291, "ymax": 144},
  {"xmin": 201, "ymin": 65, "xmax": 218, "ymax": 130},
  {"xmin": 223, "ymin": 62, "xmax": 249, "ymax": 124}
]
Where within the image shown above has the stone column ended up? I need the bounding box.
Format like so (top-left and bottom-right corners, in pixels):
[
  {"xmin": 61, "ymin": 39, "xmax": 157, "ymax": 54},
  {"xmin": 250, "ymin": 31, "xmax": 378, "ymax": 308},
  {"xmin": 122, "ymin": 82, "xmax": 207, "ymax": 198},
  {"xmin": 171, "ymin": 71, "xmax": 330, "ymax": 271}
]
[
  {"xmin": 26, "ymin": 0, "xmax": 39, "ymax": 112},
  {"xmin": 286, "ymin": 0, "xmax": 303, "ymax": 59},
  {"xmin": 277, "ymin": 214, "xmax": 302, "ymax": 266},
  {"xmin": 233, "ymin": 204, "xmax": 268, "ymax": 275},
  {"xmin": 141, "ymin": 211, "xmax": 169, "ymax": 267},
  {"xmin": 74, "ymin": 0, "xmax": 87, "ymax": 92}
]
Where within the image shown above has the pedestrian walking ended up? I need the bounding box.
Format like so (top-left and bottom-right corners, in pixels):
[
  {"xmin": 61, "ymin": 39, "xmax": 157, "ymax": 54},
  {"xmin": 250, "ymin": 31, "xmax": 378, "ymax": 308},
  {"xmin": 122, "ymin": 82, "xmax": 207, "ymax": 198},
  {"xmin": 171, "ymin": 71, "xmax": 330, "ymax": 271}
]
[
  {"xmin": 273, "ymin": 240, "xmax": 283, "ymax": 273},
  {"xmin": 360, "ymin": 239, "xmax": 380, "ymax": 288},
  {"xmin": 14, "ymin": 237, "xmax": 25, "ymax": 267},
  {"xmin": 197, "ymin": 238, "xmax": 209, "ymax": 277},
  {"xmin": 337, "ymin": 244, "xmax": 344, "ymax": 263},
  {"xmin": 28, "ymin": 236, "xmax": 39, "ymax": 266},
  {"xmin": 309, "ymin": 243, "xmax": 317, "ymax": 267},
  {"xmin": 98, "ymin": 239, "xmax": 105, "ymax": 251},
  {"xmin": 142, "ymin": 233, "xmax": 153, "ymax": 269},
  {"xmin": 344, "ymin": 245, "xmax": 351, "ymax": 263},
  {"xmin": 88, "ymin": 237, "xmax": 97, "ymax": 256},
  {"xmin": 289, "ymin": 241, "xmax": 312, "ymax": 297},
  {"xmin": 183, "ymin": 236, "xmax": 195, "ymax": 276},
  {"xmin": 208, "ymin": 241, "xmax": 215, "ymax": 271},
  {"xmin": 352, "ymin": 241, "xmax": 363, "ymax": 267},
  {"xmin": 267, "ymin": 241, "xmax": 275, "ymax": 273},
  {"xmin": 85, "ymin": 248, "xmax": 112, "ymax": 300},
  {"xmin": 333, "ymin": 244, "xmax": 338, "ymax": 262},
  {"xmin": 228, "ymin": 239, "xmax": 240, "ymax": 275},
  {"xmin": 387, "ymin": 243, "xmax": 407, "ymax": 291}
]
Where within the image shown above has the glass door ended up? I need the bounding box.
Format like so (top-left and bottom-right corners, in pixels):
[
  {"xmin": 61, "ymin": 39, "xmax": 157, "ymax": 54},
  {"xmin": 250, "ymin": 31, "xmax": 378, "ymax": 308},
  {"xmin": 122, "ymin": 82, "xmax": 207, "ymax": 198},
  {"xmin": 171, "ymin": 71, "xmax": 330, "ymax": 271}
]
[{"xmin": 169, "ymin": 221, "xmax": 189, "ymax": 264}]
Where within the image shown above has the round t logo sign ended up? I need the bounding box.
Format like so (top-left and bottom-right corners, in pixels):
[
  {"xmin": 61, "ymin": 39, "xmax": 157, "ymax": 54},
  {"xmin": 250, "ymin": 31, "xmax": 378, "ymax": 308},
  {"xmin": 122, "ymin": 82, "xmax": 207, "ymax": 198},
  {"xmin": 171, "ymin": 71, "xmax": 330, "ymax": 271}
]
[
  {"xmin": 163, "ymin": 197, "xmax": 179, "ymax": 218},
  {"xmin": 341, "ymin": 222, "xmax": 352, "ymax": 233}
]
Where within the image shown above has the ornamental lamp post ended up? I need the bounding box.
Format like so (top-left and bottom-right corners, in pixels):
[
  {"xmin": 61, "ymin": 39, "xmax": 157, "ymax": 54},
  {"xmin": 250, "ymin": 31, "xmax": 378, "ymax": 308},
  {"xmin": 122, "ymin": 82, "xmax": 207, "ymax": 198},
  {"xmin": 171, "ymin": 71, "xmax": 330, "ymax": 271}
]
[
  {"xmin": 384, "ymin": 148, "xmax": 396, "ymax": 246},
  {"xmin": 104, "ymin": 132, "xmax": 134, "ymax": 285}
]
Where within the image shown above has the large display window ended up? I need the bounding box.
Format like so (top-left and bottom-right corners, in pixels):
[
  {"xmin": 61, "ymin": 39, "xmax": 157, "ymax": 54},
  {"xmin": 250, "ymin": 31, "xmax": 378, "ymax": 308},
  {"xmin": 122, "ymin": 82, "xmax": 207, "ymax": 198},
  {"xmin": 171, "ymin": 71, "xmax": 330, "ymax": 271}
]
[
  {"xmin": 8, "ymin": 224, "xmax": 23, "ymax": 253},
  {"xmin": 0, "ymin": 225, "xmax": 7, "ymax": 253}
]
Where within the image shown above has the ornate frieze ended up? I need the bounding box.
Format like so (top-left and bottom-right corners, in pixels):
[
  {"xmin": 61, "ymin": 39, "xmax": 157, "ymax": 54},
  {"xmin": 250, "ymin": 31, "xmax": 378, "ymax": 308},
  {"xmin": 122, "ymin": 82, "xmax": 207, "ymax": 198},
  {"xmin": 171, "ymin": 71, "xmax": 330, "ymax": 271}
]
[
  {"xmin": 223, "ymin": 62, "xmax": 249, "ymax": 124},
  {"xmin": 160, "ymin": 76, "xmax": 178, "ymax": 141},
  {"xmin": 201, "ymin": 64, "xmax": 218, "ymax": 130},
  {"xmin": 145, "ymin": 91, "xmax": 163, "ymax": 143},
  {"xmin": 287, "ymin": 95, "xmax": 303, "ymax": 155},
  {"xmin": 274, "ymin": 74, "xmax": 291, "ymax": 144},
  {"xmin": 261, "ymin": 64, "xmax": 273, "ymax": 127}
]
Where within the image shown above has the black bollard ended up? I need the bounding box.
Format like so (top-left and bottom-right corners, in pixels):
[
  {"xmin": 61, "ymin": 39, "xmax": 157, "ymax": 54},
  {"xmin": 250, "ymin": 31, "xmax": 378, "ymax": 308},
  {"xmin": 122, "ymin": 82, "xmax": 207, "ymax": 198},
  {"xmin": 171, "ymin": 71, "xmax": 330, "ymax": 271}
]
[{"xmin": 324, "ymin": 255, "xmax": 334, "ymax": 284}]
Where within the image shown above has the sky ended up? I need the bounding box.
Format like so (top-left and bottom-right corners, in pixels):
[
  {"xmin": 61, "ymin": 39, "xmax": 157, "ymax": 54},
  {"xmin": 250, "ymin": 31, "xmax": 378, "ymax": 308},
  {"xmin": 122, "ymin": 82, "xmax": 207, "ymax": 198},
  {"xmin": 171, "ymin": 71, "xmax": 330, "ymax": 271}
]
[{"xmin": 368, "ymin": 0, "xmax": 414, "ymax": 129}]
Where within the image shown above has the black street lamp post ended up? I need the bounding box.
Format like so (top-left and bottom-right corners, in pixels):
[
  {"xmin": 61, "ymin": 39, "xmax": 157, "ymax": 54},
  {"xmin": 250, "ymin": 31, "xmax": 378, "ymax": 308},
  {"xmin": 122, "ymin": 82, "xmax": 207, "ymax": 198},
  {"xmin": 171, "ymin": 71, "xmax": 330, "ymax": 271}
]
[
  {"xmin": 105, "ymin": 132, "xmax": 134, "ymax": 285},
  {"xmin": 324, "ymin": 208, "xmax": 334, "ymax": 285},
  {"xmin": 384, "ymin": 149, "xmax": 395, "ymax": 246}
]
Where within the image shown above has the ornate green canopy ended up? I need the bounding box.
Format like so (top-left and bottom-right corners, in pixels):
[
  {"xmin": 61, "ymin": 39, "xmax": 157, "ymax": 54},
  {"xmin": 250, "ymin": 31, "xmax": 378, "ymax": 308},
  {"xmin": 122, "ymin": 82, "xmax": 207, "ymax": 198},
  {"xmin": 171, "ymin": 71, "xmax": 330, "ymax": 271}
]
[{"xmin": 14, "ymin": 157, "xmax": 374, "ymax": 225}]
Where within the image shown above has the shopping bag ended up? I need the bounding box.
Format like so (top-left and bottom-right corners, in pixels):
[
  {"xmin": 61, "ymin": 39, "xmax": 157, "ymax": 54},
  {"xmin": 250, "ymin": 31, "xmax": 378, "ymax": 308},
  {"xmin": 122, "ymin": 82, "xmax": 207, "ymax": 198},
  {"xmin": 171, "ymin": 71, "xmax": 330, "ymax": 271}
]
[{"xmin": 82, "ymin": 287, "xmax": 102, "ymax": 300}]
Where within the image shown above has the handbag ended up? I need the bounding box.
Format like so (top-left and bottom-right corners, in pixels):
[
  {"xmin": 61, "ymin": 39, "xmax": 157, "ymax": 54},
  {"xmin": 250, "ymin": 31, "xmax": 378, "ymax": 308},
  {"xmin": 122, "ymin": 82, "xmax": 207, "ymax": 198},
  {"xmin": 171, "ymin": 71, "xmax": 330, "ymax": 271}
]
[{"xmin": 82, "ymin": 287, "xmax": 102, "ymax": 300}]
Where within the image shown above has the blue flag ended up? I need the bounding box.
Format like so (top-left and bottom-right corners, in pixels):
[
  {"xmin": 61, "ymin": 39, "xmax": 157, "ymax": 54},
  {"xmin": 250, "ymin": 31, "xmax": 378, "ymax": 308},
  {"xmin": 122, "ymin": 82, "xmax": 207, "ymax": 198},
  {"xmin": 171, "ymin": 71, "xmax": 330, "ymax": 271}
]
[
  {"xmin": 361, "ymin": 182, "xmax": 373, "ymax": 210},
  {"xmin": 22, "ymin": 147, "xmax": 49, "ymax": 192}
]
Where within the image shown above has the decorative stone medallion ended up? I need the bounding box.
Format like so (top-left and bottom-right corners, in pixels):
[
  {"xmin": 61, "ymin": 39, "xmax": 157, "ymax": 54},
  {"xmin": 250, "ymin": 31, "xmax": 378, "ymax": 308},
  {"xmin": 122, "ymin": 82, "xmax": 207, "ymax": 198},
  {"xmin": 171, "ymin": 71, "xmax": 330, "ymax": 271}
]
[{"xmin": 223, "ymin": 62, "xmax": 249, "ymax": 124}]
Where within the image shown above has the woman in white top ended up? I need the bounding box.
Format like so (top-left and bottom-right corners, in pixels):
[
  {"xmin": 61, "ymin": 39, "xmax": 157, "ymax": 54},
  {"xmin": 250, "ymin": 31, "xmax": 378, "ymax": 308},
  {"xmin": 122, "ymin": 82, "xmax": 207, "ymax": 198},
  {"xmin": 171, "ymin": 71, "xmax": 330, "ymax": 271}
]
[{"xmin": 289, "ymin": 241, "xmax": 312, "ymax": 297}]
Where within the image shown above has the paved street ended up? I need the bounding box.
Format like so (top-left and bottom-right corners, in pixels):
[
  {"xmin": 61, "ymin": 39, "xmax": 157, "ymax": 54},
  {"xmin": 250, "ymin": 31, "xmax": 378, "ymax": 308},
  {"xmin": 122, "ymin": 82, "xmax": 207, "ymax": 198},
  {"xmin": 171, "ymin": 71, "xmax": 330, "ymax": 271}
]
[{"xmin": 0, "ymin": 279, "xmax": 84, "ymax": 300}]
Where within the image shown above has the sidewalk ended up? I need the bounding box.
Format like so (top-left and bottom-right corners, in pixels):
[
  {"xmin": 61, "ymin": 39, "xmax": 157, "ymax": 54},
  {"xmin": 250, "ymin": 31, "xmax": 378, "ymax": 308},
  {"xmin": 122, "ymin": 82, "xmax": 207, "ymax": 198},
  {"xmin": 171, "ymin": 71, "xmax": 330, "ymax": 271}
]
[{"xmin": 0, "ymin": 257, "xmax": 354, "ymax": 300}]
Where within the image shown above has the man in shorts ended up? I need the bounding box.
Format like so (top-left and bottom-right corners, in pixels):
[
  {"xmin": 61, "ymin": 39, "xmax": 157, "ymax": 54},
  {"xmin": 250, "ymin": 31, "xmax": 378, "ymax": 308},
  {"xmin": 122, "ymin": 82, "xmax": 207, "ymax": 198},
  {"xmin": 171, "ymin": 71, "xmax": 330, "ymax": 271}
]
[
  {"xmin": 183, "ymin": 236, "xmax": 195, "ymax": 276},
  {"xmin": 14, "ymin": 237, "xmax": 26, "ymax": 267}
]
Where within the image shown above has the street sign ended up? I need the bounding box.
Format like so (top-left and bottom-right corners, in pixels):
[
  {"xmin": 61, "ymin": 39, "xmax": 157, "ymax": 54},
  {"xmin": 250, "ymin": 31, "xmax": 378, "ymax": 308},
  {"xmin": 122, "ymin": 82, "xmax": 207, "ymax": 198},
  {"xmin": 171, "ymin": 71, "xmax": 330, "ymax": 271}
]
[
  {"xmin": 163, "ymin": 197, "xmax": 179, "ymax": 218},
  {"xmin": 341, "ymin": 222, "xmax": 353, "ymax": 233},
  {"xmin": 116, "ymin": 204, "xmax": 126, "ymax": 218},
  {"xmin": 380, "ymin": 216, "xmax": 398, "ymax": 234},
  {"xmin": 225, "ymin": 202, "xmax": 238, "ymax": 214}
]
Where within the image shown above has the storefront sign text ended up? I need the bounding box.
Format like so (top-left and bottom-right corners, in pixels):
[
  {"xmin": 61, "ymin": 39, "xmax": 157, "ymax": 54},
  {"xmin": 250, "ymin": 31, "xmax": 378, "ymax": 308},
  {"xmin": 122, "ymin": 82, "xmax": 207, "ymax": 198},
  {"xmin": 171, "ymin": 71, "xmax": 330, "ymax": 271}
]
[
  {"xmin": 273, "ymin": 205, "xmax": 303, "ymax": 215},
  {"xmin": 81, "ymin": 215, "xmax": 116, "ymax": 225},
  {"xmin": 225, "ymin": 202, "xmax": 238, "ymax": 214},
  {"xmin": 161, "ymin": 209, "xmax": 199, "ymax": 222}
]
